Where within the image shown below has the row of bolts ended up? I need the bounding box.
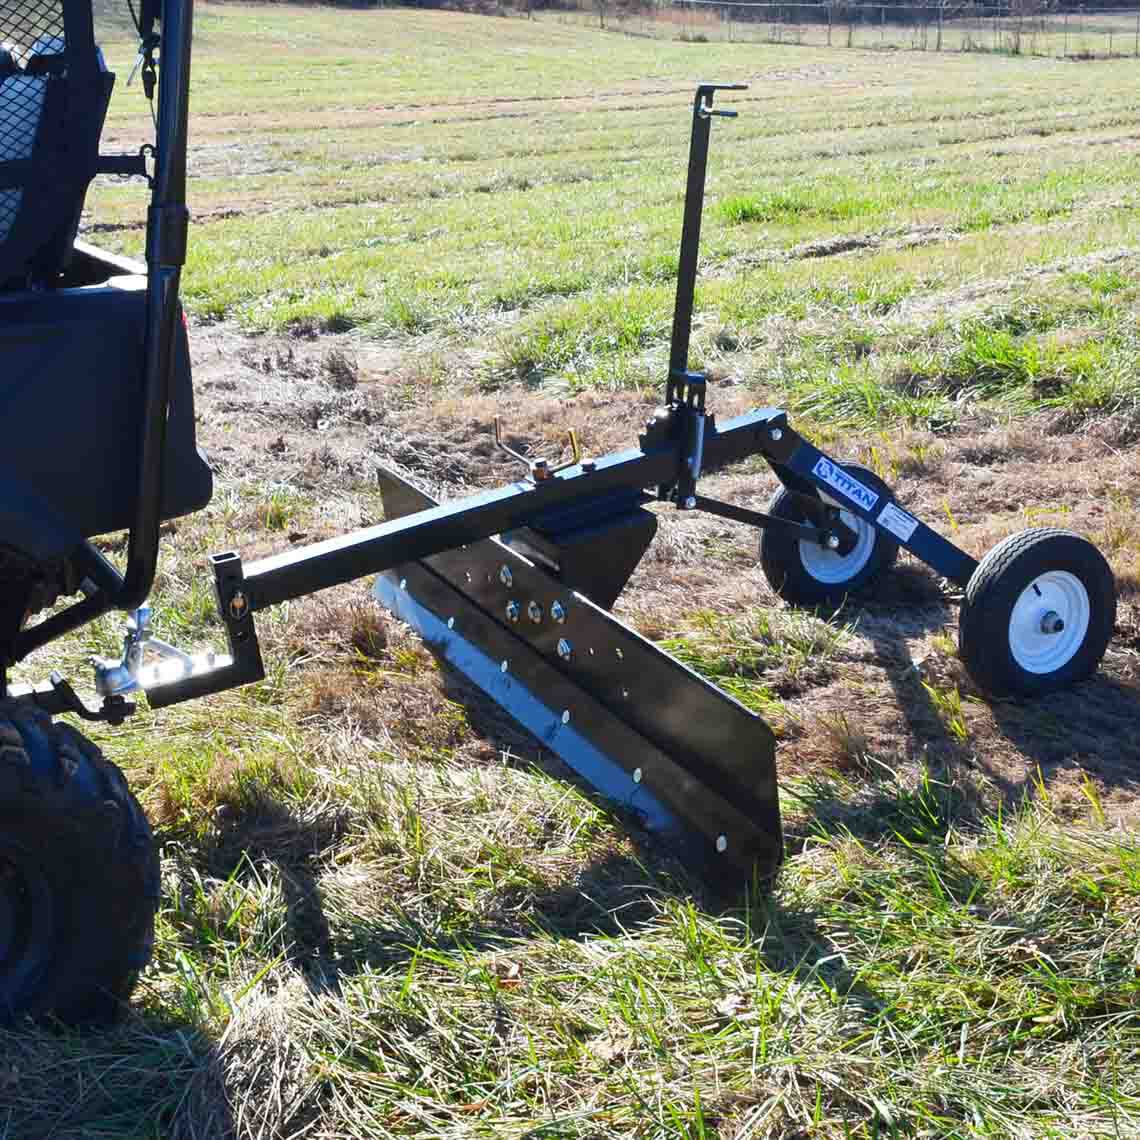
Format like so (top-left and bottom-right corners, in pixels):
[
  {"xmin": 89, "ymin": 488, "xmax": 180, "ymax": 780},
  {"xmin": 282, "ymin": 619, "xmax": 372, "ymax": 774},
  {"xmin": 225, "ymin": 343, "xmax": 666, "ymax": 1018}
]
[{"xmin": 416, "ymin": 560, "xmax": 731, "ymax": 856}]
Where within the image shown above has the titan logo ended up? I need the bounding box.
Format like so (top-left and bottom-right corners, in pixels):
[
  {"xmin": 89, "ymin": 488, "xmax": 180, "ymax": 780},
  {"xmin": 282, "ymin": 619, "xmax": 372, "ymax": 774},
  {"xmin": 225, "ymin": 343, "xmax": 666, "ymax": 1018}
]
[{"xmin": 812, "ymin": 457, "xmax": 880, "ymax": 511}]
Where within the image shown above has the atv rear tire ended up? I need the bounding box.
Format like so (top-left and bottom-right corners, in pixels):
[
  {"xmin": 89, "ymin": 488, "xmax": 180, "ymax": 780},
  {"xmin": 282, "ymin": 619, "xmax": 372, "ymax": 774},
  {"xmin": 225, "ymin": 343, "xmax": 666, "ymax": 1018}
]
[{"xmin": 0, "ymin": 702, "xmax": 159, "ymax": 1025}]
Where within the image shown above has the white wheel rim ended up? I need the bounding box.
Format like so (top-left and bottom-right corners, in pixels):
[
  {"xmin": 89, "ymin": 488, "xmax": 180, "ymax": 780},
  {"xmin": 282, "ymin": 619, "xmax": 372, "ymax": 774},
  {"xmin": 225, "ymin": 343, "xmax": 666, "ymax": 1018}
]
[
  {"xmin": 798, "ymin": 505, "xmax": 876, "ymax": 584},
  {"xmin": 1007, "ymin": 570, "xmax": 1090, "ymax": 675}
]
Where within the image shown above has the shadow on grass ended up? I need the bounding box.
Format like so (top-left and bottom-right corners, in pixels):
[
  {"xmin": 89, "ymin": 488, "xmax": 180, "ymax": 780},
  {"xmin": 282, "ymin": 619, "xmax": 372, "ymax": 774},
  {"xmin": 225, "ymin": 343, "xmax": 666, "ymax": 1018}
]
[{"xmin": 0, "ymin": 1018, "xmax": 236, "ymax": 1140}]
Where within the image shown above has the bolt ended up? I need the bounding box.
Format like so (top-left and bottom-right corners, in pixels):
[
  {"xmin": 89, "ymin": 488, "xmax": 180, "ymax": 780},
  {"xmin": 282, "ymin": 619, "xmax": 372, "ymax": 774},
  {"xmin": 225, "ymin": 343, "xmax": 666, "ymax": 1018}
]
[
  {"xmin": 505, "ymin": 601, "xmax": 521, "ymax": 623},
  {"xmin": 527, "ymin": 601, "xmax": 543, "ymax": 623},
  {"xmin": 561, "ymin": 710, "xmax": 571, "ymax": 724},
  {"xmin": 716, "ymin": 835, "xmax": 728, "ymax": 854},
  {"xmin": 447, "ymin": 617, "xmax": 455, "ymax": 629},
  {"xmin": 399, "ymin": 577, "xmax": 407, "ymax": 590},
  {"xmin": 826, "ymin": 533, "xmax": 841, "ymax": 551},
  {"xmin": 770, "ymin": 428, "xmax": 783, "ymax": 442},
  {"xmin": 551, "ymin": 600, "xmax": 566, "ymax": 624},
  {"xmin": 228, "ymin": 590, "xmax": 249, "ymax": 621},
  {"xmin": 683, "ymin": 495, "xmax": 697, "ymax": 510},
  {"xmin": 1040, "ymin": 611, "xmax": 1065, "ymax": 635},
  {"xmin": 581, "ymin": 459, "xmax": 597, "ymax": 472},
  {"xmin": 500, "ymin": 660, "xmax": 509, "ymax": 673},
  {"xmin": 557, "ymin": 638, "xmax": 572, "ymax": 661},
  {"xmin": 531, "ymin": 458, "xmax": 551, "ymax": 481},
  {"xmin": 499, "ymin": 564, "xmax": 513, "ymax": 588},
  {"xmin": 633, "ymin": 767, "xmax": 643, "ymax": 784}
]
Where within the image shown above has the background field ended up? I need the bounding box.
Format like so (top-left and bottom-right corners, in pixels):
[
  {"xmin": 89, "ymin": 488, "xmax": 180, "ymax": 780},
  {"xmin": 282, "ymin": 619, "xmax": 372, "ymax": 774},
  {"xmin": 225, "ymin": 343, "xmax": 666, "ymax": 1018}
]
[{"xmin": 6, "ymin": 7, "xmax": 1140, "ymax": 1137}]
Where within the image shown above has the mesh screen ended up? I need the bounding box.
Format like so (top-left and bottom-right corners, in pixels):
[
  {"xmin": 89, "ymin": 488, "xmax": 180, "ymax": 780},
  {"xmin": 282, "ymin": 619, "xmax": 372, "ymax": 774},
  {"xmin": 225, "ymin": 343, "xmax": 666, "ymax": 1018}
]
[{"xmin": 0, "ymin": 0, "xmax": 66, "ymax": 248}]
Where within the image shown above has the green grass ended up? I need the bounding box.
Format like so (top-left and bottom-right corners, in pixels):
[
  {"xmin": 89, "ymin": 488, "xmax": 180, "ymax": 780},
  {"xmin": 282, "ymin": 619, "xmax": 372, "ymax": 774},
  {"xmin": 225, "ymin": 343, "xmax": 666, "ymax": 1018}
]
[
  {"xmin": 8, "ymin": 8, "xmax": 1139, "ymax": 1137},
  {"xmin": 85, "ymin": 5, "xmax": 1140, "ymax": 424}
]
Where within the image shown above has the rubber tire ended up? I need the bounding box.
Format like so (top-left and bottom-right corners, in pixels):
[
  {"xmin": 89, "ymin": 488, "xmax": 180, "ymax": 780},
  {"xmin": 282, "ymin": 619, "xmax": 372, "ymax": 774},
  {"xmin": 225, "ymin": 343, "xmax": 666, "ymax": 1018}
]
[
  {"xmin": 759, "ymin": 464, "xmax": 899, "ymax": 607},
  {"xmin": 0, "ymin": 701, "xmax": 159, "ymax": 1025},
  {"xmin": 958, "ymin": 528, "xmax": 1115, "ymax": 698}
]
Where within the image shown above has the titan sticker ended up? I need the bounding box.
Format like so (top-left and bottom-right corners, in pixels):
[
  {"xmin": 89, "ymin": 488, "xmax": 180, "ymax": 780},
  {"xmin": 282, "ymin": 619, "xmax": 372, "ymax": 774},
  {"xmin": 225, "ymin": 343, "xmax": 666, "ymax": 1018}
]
[{"xmin": 811, "ymin": 457, "xmax": 880, "ymax": 511}]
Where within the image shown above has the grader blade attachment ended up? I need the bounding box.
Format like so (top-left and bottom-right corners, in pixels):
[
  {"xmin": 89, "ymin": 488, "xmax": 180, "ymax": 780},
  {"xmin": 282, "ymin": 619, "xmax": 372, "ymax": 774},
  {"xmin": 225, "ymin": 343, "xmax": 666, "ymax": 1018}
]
[{"xmin": 374, "ymin": 466, "xmax": 783, "ymax": 886}]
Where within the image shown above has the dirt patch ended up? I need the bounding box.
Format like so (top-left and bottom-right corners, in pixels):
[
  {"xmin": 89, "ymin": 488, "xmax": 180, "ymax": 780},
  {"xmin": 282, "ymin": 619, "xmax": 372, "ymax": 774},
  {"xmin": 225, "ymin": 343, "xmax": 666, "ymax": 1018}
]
[{"xmin": 185, "ymin": 320, "xmax": 1140, "ymax": 818}]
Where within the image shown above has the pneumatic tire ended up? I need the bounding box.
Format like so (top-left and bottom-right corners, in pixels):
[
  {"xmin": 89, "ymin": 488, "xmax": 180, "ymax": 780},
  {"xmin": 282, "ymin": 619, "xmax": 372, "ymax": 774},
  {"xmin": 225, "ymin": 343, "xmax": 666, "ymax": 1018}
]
[
  {"xmin": 958, "ymin": 528, "xmax": 1115, "ymax": 698},
  {"xmin": 759, "ymin": 464, "xmax": 899, "ymax": 608},
  {"xmin": 0, "ymin": 702, "xmax": 159, "ymax": 1025}
]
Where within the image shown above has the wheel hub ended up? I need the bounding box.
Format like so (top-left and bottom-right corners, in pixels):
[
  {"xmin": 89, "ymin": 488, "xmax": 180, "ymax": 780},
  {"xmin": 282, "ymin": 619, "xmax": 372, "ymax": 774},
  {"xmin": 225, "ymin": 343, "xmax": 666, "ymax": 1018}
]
[
  {"xmin": 799, "ymin": 506, "xmax": 875, "ymax": 584},
  {"xmin": 1008, "ymin": 571, "xmax": 1090, "ymax": 674}
]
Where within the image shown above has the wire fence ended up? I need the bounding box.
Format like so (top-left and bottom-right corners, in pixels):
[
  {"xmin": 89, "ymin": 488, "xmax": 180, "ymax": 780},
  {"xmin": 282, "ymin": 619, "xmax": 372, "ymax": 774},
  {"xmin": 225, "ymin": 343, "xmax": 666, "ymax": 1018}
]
[{"xmin": 544, "ymin": 1, "xmax": 1140, "ymax": 57}]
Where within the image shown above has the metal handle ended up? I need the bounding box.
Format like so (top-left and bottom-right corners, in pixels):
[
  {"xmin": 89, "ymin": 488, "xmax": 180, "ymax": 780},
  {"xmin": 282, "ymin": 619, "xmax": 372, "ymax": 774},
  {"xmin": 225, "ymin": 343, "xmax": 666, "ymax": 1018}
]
[{"xmin": 493, "ymin": 417, "xmax": 583, "ymax": 482}]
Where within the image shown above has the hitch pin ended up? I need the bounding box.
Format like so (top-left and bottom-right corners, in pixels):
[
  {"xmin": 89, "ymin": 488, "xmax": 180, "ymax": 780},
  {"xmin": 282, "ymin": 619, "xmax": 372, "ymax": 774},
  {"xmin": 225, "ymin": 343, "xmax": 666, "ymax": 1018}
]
[{"xmin": 493, "ymin": 416, "xmax": 582, "ymax": 482}]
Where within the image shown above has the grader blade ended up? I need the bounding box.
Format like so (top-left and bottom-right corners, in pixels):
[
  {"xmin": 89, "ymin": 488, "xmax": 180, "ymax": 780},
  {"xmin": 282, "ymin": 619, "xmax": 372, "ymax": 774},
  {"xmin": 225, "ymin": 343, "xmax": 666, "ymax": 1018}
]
[{"xmin": 374, "ymin": 466, "xmax": 783, "ymax": 885}]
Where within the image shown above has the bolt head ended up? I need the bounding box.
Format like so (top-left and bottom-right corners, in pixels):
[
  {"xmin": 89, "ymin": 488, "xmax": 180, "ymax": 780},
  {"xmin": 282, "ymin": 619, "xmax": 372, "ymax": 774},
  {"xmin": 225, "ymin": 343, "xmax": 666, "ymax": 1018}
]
[
  {"xmin": 527, "ymin": 601, "xmax": 543, "ymax": 623},
  {"xmin": 633, "ymin": 767, "xmax": 643, "ymax": 784},
  {"xmin": 826, "ymin": 533, "xmax": 841, "ymax": 551},
  {"xmin": 561, "ymin": 709, "xmax": 571, "ymax": 724},
  {"xmin": 551, "ymin": 601, "xmax": 566, "ymax": 624},
  {"xmin": 557, "ymin": 637, "xmax": 572, "ymax": 661},
  {"xmin": 716, "ymin": 835, "xmax": 728, "ymax": 853},
  {"xmin": 770, "ymin": 428, "xmax": 783, "ymax": 442},
  {"xmin": 228, "ymin": 591, "xmax": 249, "ymax": 620},
  {"xmin": 683, "ymin": 496, "xmax": 697, "ymax": 510},
  {"xmin": 499, "ymin": 564, "xmax": 513, "ymax": 588},
  {"xmin": 500, "ymin": 660, "xmax": 509, "ymax": 673},
  {"xmin": 505, "ymin": 601, "xmax": 521, "ymax": 623}
]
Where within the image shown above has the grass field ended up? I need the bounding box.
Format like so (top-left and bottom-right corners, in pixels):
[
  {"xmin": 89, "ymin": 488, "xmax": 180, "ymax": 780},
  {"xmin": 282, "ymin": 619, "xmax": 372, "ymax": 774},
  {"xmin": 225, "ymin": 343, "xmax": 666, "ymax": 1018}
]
[{"xmin": 5, "ymin": 6, "xmax": 1140, "ymax": 1137}]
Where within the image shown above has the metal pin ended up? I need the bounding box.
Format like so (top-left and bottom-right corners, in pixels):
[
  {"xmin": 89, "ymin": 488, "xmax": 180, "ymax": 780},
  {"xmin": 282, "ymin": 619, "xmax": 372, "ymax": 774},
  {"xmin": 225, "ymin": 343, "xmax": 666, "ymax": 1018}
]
[
  {"xmin": 527, "ymin": 601, "xmax": 543, "ymax": 623},
  {"xmin": 505, "ymin": 601, "xmax": 521, "ymax": 623},
  {"xmin": 551, "ymin": 601, "xmax": 567, "ymax": 624},
  {"xmin": 557, "ymin": 638, "xmax": 572, "ymax": 661},
  {"xmin": 499, "ymin": 565, "xmax": 513, "ymax": 588}
]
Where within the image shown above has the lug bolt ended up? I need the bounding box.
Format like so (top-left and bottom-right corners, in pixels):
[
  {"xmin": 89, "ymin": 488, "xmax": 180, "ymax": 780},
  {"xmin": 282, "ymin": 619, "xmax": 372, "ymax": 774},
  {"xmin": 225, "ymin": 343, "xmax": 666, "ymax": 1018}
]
[
  {"xmin": 505, "ymin": 601, "xmax": 520, "ymax": 623},
  {"xmin": 527, "ymin": 601, "xmax": 543, "ymax": 623},
  {"xmin": 1040, "ymin": 611, "xmax": 1065, "ymax": 635},
  {"xmin": 557, "ymin": 638, "xmax": 572, "ymax": 661},
  {"xmin": 499, "ymin": 565, "xmax": 513, "ymax": 588},
  {"xmin": 551, "ymin": 601, "xmax": 567, "ymax": 623}
]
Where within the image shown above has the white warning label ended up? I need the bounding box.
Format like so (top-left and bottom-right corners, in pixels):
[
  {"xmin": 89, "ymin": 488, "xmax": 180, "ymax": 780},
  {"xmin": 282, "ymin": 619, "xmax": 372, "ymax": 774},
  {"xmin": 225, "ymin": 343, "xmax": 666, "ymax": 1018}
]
[{"xmin": 877, "ymin": 502, "xmax": 919, "ymax": 543}]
